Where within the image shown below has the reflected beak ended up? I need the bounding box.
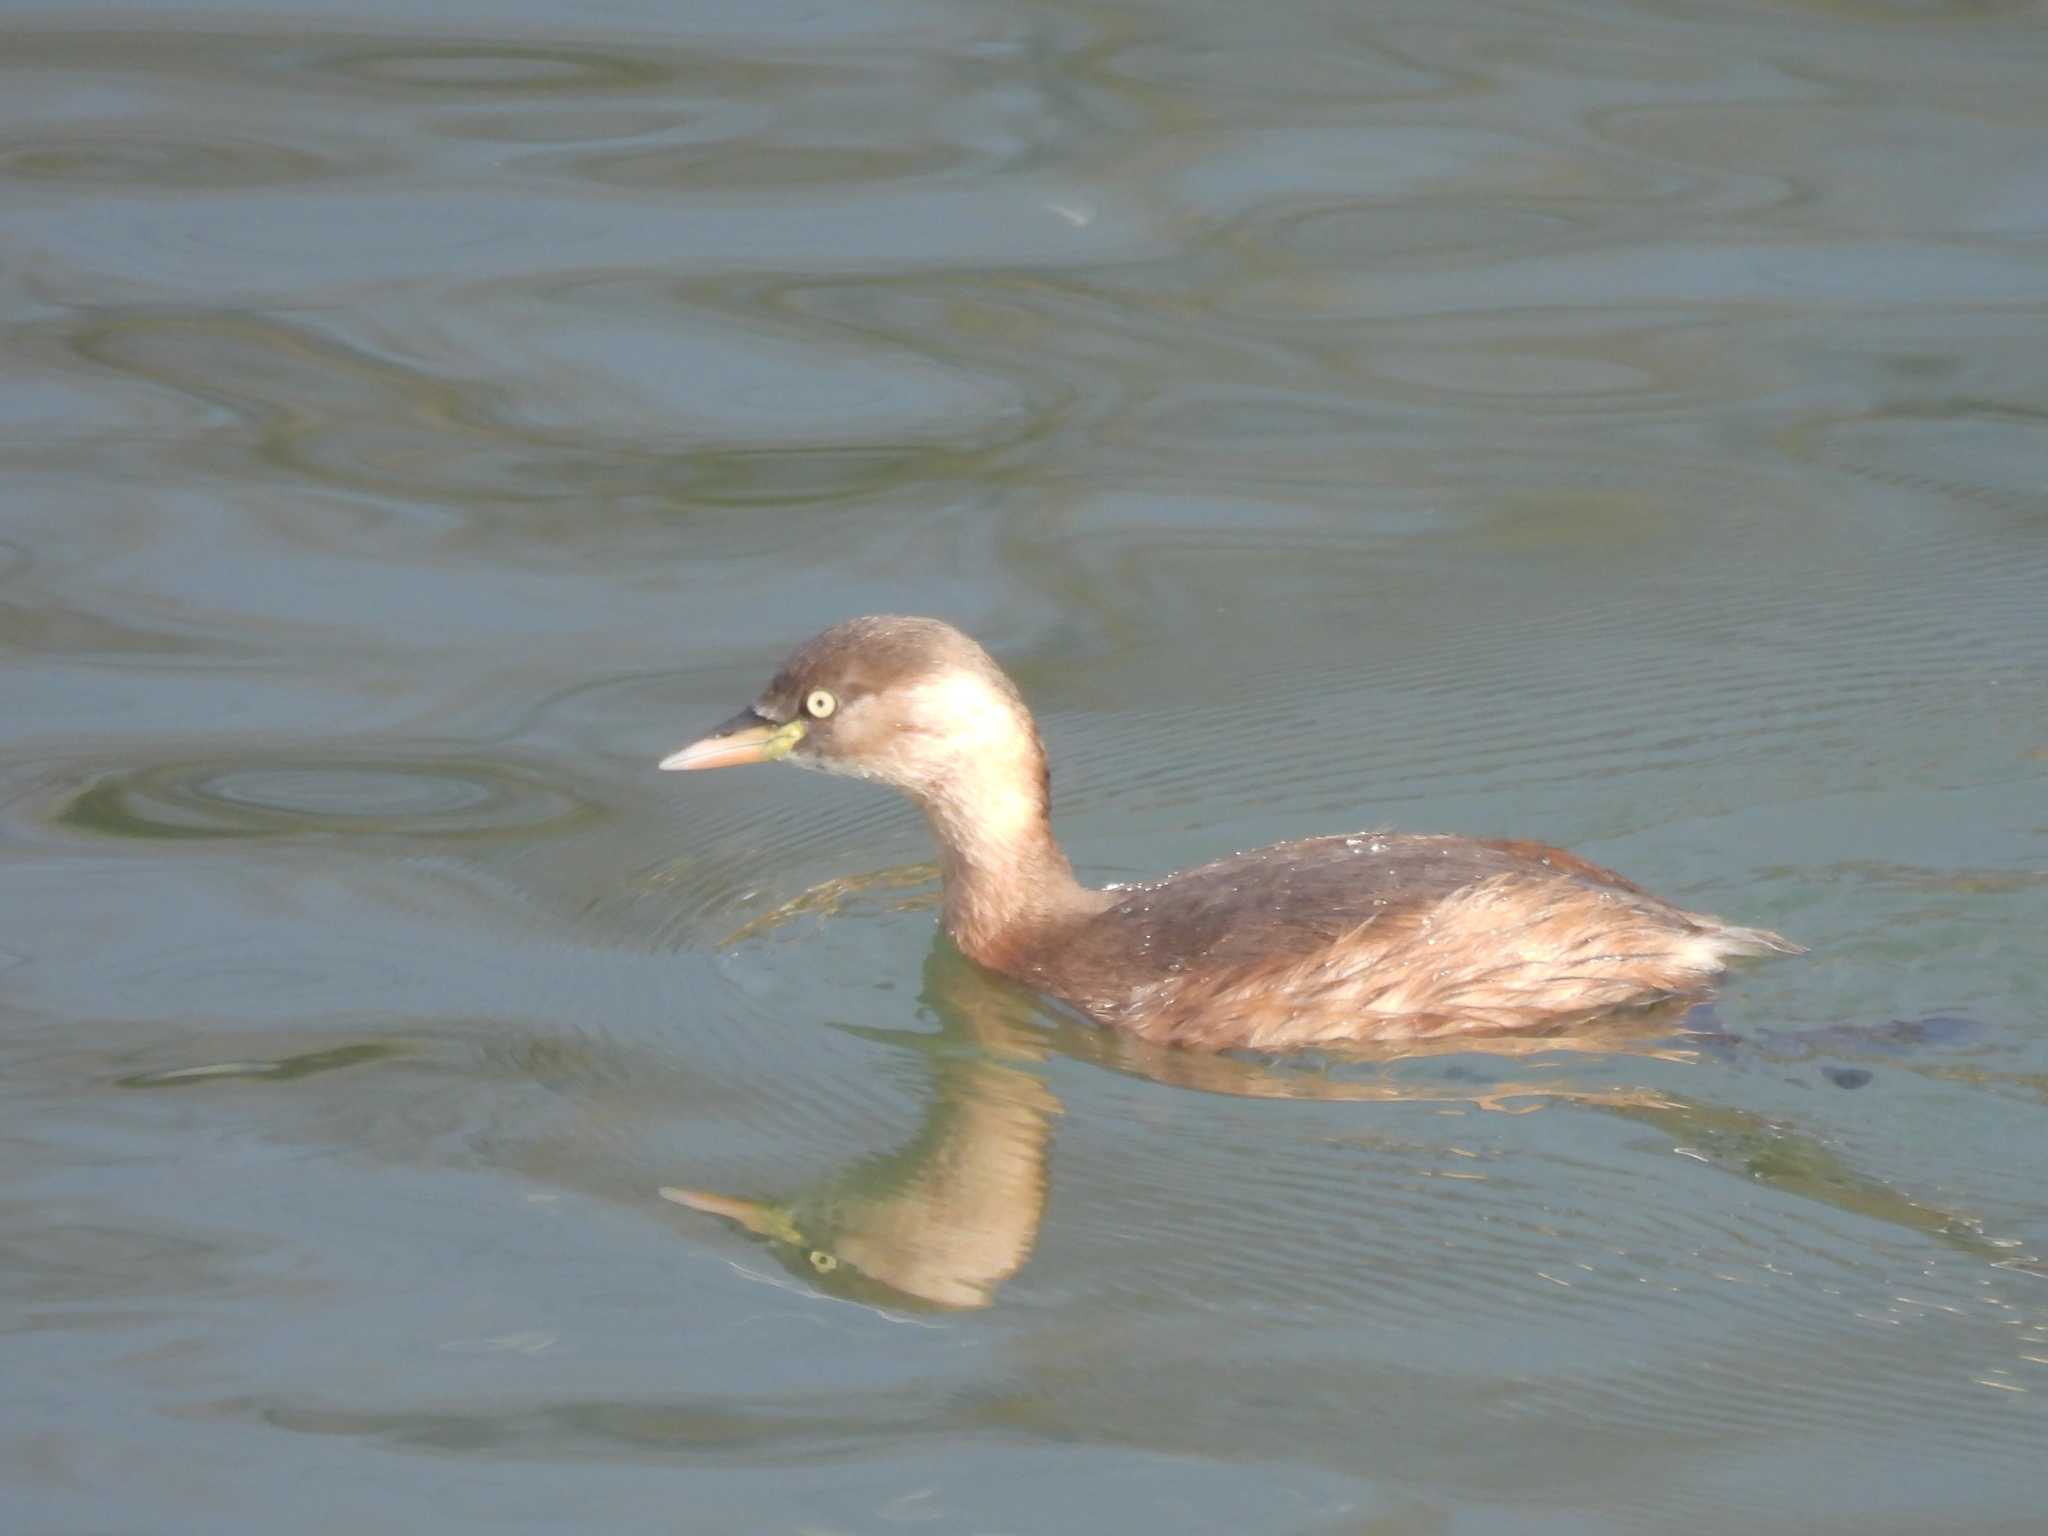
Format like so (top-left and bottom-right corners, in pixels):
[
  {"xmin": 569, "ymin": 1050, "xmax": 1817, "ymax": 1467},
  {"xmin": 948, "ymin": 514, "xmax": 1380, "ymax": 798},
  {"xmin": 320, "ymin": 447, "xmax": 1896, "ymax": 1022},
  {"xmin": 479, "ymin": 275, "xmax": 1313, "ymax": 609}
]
[
  {"xmin": 660, "ymin": 1186, "xmax": 800, "ymax": 1243},
  {"xmin": 658, "ymin": 710, "xmax": 806, "ymax": 771}
]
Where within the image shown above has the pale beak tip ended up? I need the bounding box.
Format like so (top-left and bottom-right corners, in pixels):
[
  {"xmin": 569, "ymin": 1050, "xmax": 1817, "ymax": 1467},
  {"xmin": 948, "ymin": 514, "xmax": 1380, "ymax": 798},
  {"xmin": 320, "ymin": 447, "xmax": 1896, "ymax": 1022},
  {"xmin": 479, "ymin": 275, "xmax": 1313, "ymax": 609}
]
[{"xmin": 657, "ymin": 714, "xmax": 799, "ymax": 773}]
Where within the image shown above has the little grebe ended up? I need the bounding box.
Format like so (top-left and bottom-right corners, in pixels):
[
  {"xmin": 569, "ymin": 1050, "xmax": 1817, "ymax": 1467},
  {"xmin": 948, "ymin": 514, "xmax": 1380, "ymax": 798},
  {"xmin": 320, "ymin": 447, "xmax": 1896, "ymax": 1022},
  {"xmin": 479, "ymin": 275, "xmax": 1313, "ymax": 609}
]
[{"xmin": 661, "ymin": 617, "xmax": 1798, "ymax": 1050}]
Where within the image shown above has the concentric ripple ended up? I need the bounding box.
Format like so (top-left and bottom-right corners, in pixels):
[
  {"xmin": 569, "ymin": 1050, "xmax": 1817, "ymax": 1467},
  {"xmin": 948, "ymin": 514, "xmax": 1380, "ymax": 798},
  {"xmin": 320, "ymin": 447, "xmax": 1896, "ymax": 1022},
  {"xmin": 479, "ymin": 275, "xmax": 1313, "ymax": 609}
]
[{"xmin": 51, "ymin": 757, "xmax": 598, "ymax": 842}]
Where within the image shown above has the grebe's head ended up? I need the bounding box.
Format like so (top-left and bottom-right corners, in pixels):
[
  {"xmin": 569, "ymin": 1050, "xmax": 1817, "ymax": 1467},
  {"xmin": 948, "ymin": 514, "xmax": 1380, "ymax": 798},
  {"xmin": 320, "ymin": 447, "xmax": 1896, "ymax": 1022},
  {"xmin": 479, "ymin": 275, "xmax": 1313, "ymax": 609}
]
[{"xmin": 659, "ymin": 616, "xmax": 1047, "ymax": 809}]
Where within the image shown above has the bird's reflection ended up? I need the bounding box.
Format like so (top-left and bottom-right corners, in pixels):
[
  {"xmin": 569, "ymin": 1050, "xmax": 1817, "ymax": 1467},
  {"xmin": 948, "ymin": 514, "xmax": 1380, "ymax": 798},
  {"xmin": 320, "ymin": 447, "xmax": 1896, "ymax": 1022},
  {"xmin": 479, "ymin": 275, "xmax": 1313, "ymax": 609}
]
[
  {"xmin": 664, "ymin": 944, "xmax": 1056, "ymax": 1310},
  {"xmin": 666, "ymin": 869, "xmax": 2032, "ymax": 1310}
]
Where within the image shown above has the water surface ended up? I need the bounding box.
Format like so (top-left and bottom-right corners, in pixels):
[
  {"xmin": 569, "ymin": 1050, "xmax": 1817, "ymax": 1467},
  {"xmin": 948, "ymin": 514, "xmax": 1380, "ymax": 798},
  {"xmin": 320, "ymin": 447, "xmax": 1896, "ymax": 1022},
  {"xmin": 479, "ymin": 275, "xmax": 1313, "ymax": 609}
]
[{"xmin": 4, "ymin": 0, "xmax": 2046, "ymax": 1531}]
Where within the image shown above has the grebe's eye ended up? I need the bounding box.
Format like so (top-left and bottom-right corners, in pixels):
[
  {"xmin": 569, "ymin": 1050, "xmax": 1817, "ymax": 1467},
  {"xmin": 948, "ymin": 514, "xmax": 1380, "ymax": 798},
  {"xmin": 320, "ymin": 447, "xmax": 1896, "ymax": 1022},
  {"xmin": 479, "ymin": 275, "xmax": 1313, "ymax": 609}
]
[
  {"xmin": 808, "ymin": 1249, "xmax": 838, "ymax": 1273},
  {"xmin": 804, "ymin": 689, "xmax": 837, "ymax": 720}
]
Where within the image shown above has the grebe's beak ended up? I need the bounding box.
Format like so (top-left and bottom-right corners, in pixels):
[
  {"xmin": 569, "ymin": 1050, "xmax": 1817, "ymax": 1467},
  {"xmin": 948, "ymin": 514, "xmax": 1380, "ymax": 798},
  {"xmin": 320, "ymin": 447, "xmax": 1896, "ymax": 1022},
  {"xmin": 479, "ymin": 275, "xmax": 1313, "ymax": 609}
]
[
  {"xmin": 660, "ymin": 1186, "xmax": 800, "ymax": 1243},
  {"xmin": 658, "ymin": 710, "xmax": 806, "ymax": 771}
]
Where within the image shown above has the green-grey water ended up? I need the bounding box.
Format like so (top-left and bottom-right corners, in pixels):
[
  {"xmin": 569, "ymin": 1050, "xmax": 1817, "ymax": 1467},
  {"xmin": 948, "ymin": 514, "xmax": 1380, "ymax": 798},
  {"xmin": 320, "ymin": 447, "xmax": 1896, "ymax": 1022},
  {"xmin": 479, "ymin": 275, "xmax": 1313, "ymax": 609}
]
[{"xmin": 4, "ymin": 1, "xmax": 2046, "ymax": 1531}]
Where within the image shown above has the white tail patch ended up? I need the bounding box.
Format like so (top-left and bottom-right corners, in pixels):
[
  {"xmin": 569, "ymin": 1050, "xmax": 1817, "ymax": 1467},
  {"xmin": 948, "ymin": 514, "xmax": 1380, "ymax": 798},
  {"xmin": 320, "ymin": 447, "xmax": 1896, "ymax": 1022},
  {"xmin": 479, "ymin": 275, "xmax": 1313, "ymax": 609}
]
[{"xmin": 1697, "ymin": 923, "xmax": 1806, "ymax": 959}]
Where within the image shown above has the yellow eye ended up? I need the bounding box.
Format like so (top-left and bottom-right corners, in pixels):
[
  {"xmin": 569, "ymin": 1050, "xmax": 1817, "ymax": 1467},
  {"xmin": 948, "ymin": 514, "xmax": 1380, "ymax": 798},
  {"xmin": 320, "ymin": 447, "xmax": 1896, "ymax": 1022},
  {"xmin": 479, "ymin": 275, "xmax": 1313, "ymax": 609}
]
[
  {"xmin": 808, "ymin": 1249, "xmax": 838, "ymax": 1273},
  {"xmin": 804, "ymin": 689, "xmax": 836, "ymax": 720}
]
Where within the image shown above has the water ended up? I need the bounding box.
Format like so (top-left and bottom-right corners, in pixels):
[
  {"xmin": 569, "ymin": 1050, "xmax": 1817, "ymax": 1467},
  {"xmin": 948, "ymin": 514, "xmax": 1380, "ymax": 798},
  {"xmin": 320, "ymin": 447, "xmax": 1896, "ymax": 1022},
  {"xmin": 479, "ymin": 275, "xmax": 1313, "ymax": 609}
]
[{"xmin": 4, "ymin": 0, "xmax": 2046, "ymax": 1530}]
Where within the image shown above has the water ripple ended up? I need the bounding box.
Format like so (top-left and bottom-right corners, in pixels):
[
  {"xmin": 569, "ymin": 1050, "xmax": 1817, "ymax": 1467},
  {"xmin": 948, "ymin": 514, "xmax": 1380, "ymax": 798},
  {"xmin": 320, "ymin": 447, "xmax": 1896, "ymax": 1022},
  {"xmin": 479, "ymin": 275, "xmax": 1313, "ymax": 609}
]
[
  {"xmin": 308, "ymin": 44, "xmax": 680, "ymax": 96},
  {"xmin": 0, "ymin": 133, "xmax": 365, "ymax": 189},
  {"xmin": 6, "ymin": 3, "xmax": 2048, "ymax": 1529},
  {"xmin": 46, "ymin": 755, "xmax": 599, "ymax": 843}
]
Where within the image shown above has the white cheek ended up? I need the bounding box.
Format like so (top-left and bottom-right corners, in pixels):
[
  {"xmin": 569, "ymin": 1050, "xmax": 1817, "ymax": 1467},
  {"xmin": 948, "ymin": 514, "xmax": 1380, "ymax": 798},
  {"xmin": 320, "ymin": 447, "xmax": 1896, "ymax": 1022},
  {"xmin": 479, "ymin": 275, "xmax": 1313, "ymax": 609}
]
[
  {"xmin": 904, "ymin": 675, "xmax": 1016, "ymax": 754},
  {"xmin": 899, "ymin": 676, "xmax": 1043, "ymax": 840}
]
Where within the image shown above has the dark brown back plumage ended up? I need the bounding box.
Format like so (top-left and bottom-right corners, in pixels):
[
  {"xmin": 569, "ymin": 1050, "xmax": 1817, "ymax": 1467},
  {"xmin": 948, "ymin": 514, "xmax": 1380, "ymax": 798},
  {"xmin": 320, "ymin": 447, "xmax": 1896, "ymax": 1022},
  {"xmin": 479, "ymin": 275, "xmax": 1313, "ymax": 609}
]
[{"xmin": 1023, "ymin": 833, "xmax": 1796, "ymax": 1049}]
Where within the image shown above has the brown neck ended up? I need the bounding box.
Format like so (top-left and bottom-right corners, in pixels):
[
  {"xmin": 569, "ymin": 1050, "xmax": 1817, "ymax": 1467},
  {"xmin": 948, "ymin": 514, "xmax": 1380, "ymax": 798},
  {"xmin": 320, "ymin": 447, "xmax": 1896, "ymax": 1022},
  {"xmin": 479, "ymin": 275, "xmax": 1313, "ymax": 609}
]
[{"xmin": 915, "ymin": 768, "xmax": 1102, "ymax": 975}]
